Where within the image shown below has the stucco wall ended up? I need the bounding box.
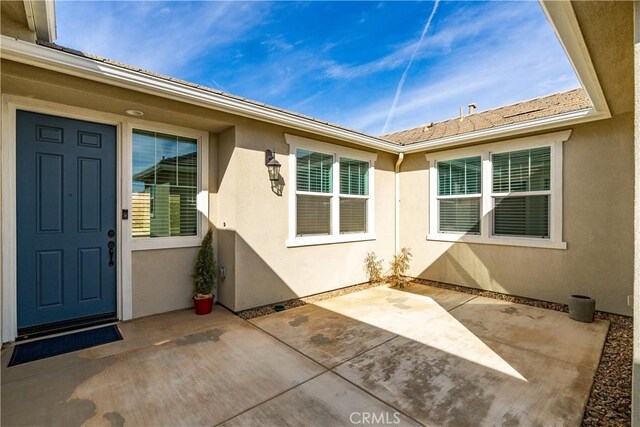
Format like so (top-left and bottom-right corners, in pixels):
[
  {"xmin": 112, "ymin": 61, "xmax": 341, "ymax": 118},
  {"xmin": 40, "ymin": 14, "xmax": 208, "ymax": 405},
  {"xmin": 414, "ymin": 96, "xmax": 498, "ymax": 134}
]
[
  {"xmin": 215, "ymin": 128, "xmax": 238, "ymax": 309},
  {"xmin": 216, "ymin": 121, "xmax": 397, "ymax": 311},
  {"xmin": 131, "ymin": 248, "xmax": 198, "ymax": 318},
  {"xmin": 400, "ymin": 113, "xmax": 634, "ymax": 315},
  {"xmin": 0, "ymin": 25, "xmax": 633, "ymax": 323},
  {"xmin": 632, "ymin": 2, "xmax": 640, "ymax": 425},
  {"xmin": 0, "ymin": 60, "xmax": 397, "ymax": 317},
  {"xmin": 0, "ymin": 2, "xmax": 36, "ymax": 43}
]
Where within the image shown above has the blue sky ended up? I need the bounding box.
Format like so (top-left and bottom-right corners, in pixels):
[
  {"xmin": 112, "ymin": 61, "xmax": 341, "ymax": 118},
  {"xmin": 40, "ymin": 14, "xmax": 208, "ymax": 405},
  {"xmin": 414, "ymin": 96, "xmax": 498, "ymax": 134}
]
[{"xmin": 55, "ymin": 1, "xmax": 579, "ymax": 135}]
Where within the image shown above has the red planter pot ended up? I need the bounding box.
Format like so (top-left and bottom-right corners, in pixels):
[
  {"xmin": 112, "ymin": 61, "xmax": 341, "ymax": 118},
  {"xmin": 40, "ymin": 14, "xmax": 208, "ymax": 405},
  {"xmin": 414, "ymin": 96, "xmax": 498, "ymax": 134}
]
[{"xmin": 194, "ymin": 295, "xmax": 214, "ymax": 315}]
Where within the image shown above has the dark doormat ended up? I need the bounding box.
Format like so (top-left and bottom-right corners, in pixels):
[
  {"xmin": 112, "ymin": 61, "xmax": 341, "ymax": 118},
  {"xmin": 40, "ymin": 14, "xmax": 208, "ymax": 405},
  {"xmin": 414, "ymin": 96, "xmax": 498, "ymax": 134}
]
[{"xmin": 8, "ymin": 325, "xmax": 122, "ymax": 367}]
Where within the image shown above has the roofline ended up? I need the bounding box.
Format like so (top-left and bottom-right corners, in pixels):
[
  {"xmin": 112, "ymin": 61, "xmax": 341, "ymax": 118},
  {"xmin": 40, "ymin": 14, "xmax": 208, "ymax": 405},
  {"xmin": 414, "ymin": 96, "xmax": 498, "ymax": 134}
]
[
  {"xmin": 401, "ymin": 106, "xmax": 607, "ymax": 153},
  {"xmin": 0, "ymin": 0, "xmax": 612, "ymax": 156},
  {"xmin": 539, "ymin": 0, "xmax": 609, "ymax": 117},
  {"xmin": 0, "ymin": 36, "xmax": 400, "ymax": 153},
  {"xmin": 23, "ymin": 0, "xmax": 57, "ymax": 42}
]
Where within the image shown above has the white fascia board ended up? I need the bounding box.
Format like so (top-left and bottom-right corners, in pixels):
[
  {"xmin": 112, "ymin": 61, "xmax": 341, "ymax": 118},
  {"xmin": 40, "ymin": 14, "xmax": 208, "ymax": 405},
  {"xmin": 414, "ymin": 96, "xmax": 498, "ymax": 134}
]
[
  {"xmin": 22, "ymin": 1, "xmax": 36, "ymax": 32},
  {"xmin": 539, "ymin": 0, "xmax": 610, "ymax": 117},
  {"xmin": 0, "ymin": 36, "xmax": 399, "ymax": 153},
  {"xmin": 26, "ymin": 0, "xmax": 57, "ymax": 42},
  {"xmin": 401, "ymin": 107, "xmax": 604, "ymax": 153}
]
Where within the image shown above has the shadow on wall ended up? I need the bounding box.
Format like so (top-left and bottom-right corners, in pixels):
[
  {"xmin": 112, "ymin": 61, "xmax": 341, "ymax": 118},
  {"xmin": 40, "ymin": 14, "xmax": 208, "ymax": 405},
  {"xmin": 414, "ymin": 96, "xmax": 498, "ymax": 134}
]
[
  {"xmin": 407, "ymin": 115, "xmax": 634, "ymax": 315},
  {"xmin": 215, "ymin": 228, "xmax": 300, "ymax": 312},
  {"xmin": 270, "ymin": 175, "xmax": 285, "ymax": 197},
  {"xmin": 413, "ymin": 199, "xmax": 633, "ymax": 316}
]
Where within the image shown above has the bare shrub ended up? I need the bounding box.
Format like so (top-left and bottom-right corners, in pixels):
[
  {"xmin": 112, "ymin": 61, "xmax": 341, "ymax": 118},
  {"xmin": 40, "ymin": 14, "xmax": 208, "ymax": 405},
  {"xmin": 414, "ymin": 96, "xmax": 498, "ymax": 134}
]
[
  {"xmin": 388, "ymin": 247, "xmax": 412, "ymax": 288},
  {"xmin": 364, "ymin": 252, "xmax": 384, "ymax": 283}
]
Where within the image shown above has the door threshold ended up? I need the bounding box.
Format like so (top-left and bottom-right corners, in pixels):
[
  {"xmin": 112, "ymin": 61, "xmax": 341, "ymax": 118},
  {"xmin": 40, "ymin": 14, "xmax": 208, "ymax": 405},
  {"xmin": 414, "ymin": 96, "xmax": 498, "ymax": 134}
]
[
  {"xmin": 17, "ymin": 314, "xmax": 118, "ymax": 342},
  {"xmin": 13, "ymin": 320, "xmax": 121, "ymax": 345}
]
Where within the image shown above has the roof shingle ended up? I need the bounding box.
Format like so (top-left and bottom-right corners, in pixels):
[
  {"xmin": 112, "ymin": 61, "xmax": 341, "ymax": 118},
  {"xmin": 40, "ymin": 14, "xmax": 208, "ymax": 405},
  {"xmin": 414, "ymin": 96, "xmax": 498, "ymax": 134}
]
[{"xmin": 380, "ymin": 89, "xmax": 592, "ymax": 145}]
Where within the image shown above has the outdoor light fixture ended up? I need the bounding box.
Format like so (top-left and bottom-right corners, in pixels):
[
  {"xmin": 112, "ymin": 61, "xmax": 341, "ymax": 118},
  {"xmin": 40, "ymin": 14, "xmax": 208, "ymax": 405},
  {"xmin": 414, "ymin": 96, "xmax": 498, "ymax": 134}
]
[
  {"xmin": 125, "ymin": 109, "xmax": 144, "ymax": 116},
  {"xmin": 265, "ymin": 149, "xmax": 281, "ymax": 182}
]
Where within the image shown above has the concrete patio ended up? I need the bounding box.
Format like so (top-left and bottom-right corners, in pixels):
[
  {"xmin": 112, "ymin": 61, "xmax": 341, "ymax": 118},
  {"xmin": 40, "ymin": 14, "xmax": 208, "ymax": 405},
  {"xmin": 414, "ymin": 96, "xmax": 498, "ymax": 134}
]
[{"xmin": 2, "ymin": 284, "xmax": 608, "ymax": 426}]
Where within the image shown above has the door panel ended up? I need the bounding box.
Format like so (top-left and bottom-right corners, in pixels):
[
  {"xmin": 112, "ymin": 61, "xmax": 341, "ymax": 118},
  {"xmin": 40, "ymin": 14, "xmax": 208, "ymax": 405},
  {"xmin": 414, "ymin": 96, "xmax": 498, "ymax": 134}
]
[
  {"xmin": 78, "ymin": 247, "xmax": 102, "ymax": 301},
  {"xmin": 78, "ymin": 157, "xmax": 102, "ymax": 232},
  {"xmin": 37, "ymin": 250, "xmax": 64, "ymax": 307},
  {"xmin": 37, "ymin": 153, "xmax": 64, "ymax": 233},
  {"xmin": 17, "ymin": 111, "xmax": 117, "ymax": 331}
]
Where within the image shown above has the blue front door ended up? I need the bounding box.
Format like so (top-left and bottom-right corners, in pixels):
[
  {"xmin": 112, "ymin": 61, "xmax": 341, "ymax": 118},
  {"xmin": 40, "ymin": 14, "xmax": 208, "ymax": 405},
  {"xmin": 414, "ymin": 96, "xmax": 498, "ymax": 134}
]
[{"xmin": 16, "ymin": 111, "xmax": 117, "ymax": 332}]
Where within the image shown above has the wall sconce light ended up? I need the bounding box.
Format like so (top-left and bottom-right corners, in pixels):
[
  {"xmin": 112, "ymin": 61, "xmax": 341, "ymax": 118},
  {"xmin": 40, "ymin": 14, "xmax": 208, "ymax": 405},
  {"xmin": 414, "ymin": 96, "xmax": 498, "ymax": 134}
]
[{"xmin": 265, "ymin": 149, "xmax": 281, "ymax": 182}]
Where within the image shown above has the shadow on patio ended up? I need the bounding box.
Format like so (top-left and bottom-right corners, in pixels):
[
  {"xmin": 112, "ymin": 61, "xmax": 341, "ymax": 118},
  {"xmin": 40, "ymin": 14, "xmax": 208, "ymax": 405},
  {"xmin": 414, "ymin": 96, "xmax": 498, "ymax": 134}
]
[{"xmin": 2, "ymin": 282, "xmax": 608, "ymax": 426}]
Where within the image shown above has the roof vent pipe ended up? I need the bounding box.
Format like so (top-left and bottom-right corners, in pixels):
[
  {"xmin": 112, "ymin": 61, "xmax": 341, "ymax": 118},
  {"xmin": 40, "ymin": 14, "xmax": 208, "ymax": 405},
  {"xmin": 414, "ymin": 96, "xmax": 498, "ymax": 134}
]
[
  {"xmin": 468, "ymin": 103, "xmax": 477, "ymax": 114},
  {"xmin": 459, "ymin": 107, "xmax": 464, "ymax": 122}
]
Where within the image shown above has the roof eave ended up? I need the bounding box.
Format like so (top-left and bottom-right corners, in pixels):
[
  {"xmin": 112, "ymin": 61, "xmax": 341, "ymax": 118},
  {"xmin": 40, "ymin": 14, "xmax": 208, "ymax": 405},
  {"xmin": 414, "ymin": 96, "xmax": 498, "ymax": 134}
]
[
  {"xmin": 0, "ymin": 36, "xmax": 399, "ymax": 153},
  {"xmin": 400, "ymin": 107, "xmax": 603, "ymax": 153},
  {"xmin": 538, "ymin": 0, "xmax": 610, "ymax": 118},
  {"xmin": 23, "ymin": 0, "xmax": 57, "ymax": 42}
]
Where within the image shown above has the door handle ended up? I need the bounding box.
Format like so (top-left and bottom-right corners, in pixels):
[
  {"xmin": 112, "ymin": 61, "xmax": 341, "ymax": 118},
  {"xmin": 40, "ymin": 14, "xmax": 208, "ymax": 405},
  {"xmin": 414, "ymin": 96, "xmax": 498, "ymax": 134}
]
[{"xmin": 108, "ymin": 241, "xmax": 115, "ymax": 266}]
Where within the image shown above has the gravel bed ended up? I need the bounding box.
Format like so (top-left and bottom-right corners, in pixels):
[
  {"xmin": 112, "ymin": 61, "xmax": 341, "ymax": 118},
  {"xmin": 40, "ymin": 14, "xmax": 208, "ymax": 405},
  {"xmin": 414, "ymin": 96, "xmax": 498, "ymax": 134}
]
[
  {"xmin": 237, "ymin": 278, "xmax": 632, "ymax": 425},
  {"xmin": 581, "ymin": 313, "xmax": 632, "ymax": 426}
]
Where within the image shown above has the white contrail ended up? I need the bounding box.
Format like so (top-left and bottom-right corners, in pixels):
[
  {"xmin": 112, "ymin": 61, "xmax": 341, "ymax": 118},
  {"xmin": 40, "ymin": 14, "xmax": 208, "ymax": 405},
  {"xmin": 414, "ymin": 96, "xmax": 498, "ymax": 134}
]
[{"xmin": 382, "ymin": 0, "xmax": 440, "ymax": 134}]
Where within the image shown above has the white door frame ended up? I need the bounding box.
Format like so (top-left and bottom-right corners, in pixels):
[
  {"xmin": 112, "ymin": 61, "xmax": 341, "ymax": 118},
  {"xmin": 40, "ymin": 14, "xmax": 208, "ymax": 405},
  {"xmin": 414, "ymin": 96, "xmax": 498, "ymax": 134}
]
[{"xmin": 1, "ymin": 94, "xmax": 131, "ymax": 342}]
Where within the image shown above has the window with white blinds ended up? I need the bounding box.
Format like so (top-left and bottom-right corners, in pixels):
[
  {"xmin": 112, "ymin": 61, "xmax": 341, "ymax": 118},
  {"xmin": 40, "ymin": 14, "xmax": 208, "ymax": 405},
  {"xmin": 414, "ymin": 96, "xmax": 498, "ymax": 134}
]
[
  {"xmin": 491, "ymin": 147, "xmax": 550, "ymax": 238},
  {"xmin": 339, "ymin": 158, "xmax": 369, "ymax": 234},
  {"xmin": 426, "ymin": 131, "xmax": 567, "ymax": 249},
  {"xmin": 436, "ymin": 156, "xmax": 481, "ymax": 234},
  {"xmin": 288, "ymin": 136, "xmax": 376, "ymax": 246},
  {"xmin": 296, "ymin": 149, "xmax": 333, "ymax": 236},
  {"xmin": 132, "ymin": 130, "xmax": 199, "ymax": 238}
]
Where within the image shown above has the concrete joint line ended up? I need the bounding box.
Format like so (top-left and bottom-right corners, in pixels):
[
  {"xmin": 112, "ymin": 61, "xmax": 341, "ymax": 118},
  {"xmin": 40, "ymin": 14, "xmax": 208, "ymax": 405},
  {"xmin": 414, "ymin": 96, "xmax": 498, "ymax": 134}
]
[
  {"xmin": 446, "ymin": 295, "xmax": 479, "ymax": 313},
  {"xmin": 213, "ymin": 370, "xmax": 328, "ymax": 427}
]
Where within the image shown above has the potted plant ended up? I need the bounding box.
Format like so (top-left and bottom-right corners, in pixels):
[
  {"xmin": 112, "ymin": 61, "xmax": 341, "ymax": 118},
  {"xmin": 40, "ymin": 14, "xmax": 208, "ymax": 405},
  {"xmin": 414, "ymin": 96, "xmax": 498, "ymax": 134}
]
[{"xmin": 192, "ymin": 228, "xmax": 216, "ymax": 315}]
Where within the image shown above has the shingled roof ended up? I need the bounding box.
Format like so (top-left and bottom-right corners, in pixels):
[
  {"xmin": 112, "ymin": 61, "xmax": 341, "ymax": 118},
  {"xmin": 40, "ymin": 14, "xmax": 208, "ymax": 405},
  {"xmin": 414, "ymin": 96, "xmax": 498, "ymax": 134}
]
[{"xmin": 380, "ymin": 88, "xmax": 592, "ymax": 145}]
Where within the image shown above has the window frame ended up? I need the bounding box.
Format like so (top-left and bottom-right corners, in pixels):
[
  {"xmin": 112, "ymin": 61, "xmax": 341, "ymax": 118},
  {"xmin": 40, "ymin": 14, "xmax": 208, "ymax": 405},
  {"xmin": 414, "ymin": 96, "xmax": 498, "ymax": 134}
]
[
  {"xmin": 435, "ymin": 156, "xmax": 483, "ymax": 235},
  {"xmin": 426, "ymin": 130, "xmax": 569, "ymax": 250},
  {"xmin": 285, "ymin": 134, "xmax": 377, "ymax": 247},
  {"xmin": 125, "ymin": 121, "xmax": 209, "ymax": 251}
]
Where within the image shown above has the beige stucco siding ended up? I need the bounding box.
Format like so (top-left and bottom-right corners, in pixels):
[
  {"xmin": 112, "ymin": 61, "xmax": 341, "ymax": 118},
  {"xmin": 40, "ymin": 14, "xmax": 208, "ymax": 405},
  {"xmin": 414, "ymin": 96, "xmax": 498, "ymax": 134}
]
[
  {"xmin": 1, "ymin": 60, "xmax": 397, "ymax": 317},
  {"xmin": 1, "ymin": 13, "xmax": 634, "ymax": 322},
  {"xmin": 1, "ymin": 2, "xmax": 36, "ymax": 43},
  {"xmin": 632, "ymin": 2, "xmax": 640, "ymax": 425},
  {"xmin": 216, "ymin": 121, "xmax": 397, "ymax": 311},
  {"xmin": 401, "ymin": 113, "xmax": 634, "ymax": 315},
  {"xmin": 131, "ymin": 248, "xmax": 199, "ymax": 318},
  {"xmin": 215, "ymin": 127, "xmax": 238, "ymax": 309}
]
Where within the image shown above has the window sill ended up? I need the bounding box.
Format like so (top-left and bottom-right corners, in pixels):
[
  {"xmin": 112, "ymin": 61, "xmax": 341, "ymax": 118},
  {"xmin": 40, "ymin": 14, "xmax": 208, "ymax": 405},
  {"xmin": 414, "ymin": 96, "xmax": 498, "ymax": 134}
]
[
  {"xmin": 131, "ymin": 236, "xmax": 203, "ymax": 251},
  {"xmin": 426, "ymin": 233, "xmax": 567, "ymax": 250},
  {"xmin": 286, "ymin": 233, "xmax": 376, "ymax": 248}
]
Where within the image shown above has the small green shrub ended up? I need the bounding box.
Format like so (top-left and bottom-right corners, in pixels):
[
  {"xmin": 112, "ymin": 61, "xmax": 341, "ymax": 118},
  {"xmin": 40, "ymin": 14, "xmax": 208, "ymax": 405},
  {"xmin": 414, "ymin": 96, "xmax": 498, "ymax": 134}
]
[
  {"xmin": 388, "ymin": 247, "xmax": 412, "ymax": 288},
  {"xmin": 192, "ymin": 228, "xmax": 217, "ymax": 297},
  {"xmin": 364, "ymin": 252, "xmax": 384, "ymax": 283}
]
